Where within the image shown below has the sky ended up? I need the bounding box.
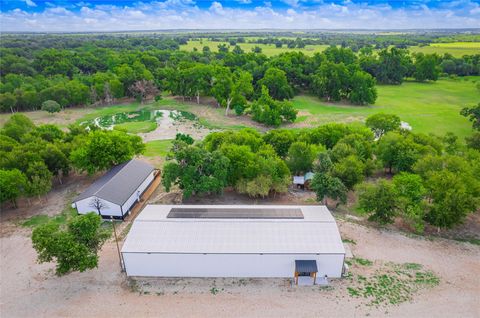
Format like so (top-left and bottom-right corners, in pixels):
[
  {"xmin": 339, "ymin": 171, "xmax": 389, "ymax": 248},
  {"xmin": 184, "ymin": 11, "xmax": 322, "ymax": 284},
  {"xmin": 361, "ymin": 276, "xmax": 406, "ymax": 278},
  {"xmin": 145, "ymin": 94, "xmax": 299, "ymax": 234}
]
[{"xmin": 0, "ymin": 0, "xmax": 479, "ymax": 32}]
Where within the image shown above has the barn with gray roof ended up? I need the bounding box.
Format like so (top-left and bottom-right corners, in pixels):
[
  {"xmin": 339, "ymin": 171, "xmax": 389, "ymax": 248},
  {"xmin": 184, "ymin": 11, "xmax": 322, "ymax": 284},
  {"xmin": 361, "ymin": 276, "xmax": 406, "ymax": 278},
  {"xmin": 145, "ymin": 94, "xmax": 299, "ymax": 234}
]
[{"xmin": 72, "ymin": 159, "xmax": 155, "ymax": 219}]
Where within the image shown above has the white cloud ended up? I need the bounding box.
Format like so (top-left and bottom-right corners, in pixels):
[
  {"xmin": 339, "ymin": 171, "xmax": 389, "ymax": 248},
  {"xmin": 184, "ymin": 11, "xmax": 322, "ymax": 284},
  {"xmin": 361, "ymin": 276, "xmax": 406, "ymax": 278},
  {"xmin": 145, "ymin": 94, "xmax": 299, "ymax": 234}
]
[
  {"xmin": 0, "ymin": 1, "xmax": 479, "ymax": 32},
  {"xmin": 24, "ymin": 0, "xmax": 37, "ymax": 7}
]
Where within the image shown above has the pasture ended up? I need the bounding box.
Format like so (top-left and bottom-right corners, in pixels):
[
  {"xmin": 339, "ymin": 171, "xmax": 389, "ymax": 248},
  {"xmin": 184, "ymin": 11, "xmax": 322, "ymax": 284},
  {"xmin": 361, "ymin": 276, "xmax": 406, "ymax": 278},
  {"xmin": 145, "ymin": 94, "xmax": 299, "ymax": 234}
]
[
  {"xmin": 410, "ymin": 42, "xmax": 480, "ymax": 57},
  {"xmin": 293, "ymin": 76, "xmax": 480, "ymax": 139},
  {"xmin": 180, "ymin": 39, "xmax": 329, "ymax": 56},
  {"xmin": 181, "ymin": 39, "xmax": 480, "ymax": 57}
]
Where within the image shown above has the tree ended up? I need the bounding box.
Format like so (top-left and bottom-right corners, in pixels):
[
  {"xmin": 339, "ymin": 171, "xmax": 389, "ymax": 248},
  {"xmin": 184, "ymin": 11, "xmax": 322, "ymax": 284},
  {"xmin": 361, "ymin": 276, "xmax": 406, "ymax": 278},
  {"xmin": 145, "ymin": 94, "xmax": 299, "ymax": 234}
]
[
  {"xmin": 348, "ymin": 70, "xmax": 377, "ymax": 105},
  {"xmin": 313, "ymin": 152, "xmax": 333, "ymax": 174},
  {"xmin": 365, "ymin": 113, "xmax": 401, "ymax": 138},
  {"xmin": 332, "ymin": 155, "xmax": 365, "ymax": 189},
  {"xmin": 424, "ymin": 170, "xmax": 479, "ymax": 229},
  {"xmin": 175, "ymin": 133, "xmax": 194, "ymax": 145},
  {"xmin": 375, "ymin": 132, "xmax": 421, "ymax": 173},
  {"xmin": 70, "ymin": 130, "xmax": 145, "ymax": 174},
  {"xmin": 311, "ymin": 173, "xmax": 347, "ymax": 206},
  {"xmin": 461, "ymin": 103, "xmax": 480, "ymax": 131},
  {"xmin": 41, "ymin": 100, "xmax": 61, "ymax": 114},
  {"xmin": 311, "ymin": 61, "xmax": 349, "ymax": 102},
  {"xmin": 257, "ymin": 67, "xmax": 293, "ymax": 100},
  {"xmin": 1, "ymin": 113, "xmax": 35, "ymax": 141},
  {"xmin": 392, "ymin": 172, "xmax": 426, "ymax": 232},
  {"xmin": 0, "ymin": 92, "xmax": 17, "ymax": 113},
  {"xmin": 413, "ymin": 53, "xmax": 439, "ymax": 82},
  {"xmin": 32, "ymin": 213, "xmax": 109, "ymax": 275},
  {"xmin": 0, "ymin": 169, "xmax": 27, "ymax": 207},
  {"xmin": 286, "ymin": 141, "xmax": 317, "ymax": 174},
  {"xmin": 25, "ymin": 161, "xmax": 52, "ymax": 199},
  {"xmin": 128, "ymin": 79, "xmax": 159, "ymax": 104},
  {"xmin": 229, "ymin": 71, "xmax": 254, "ymax": 115},
  {"xmin": 252, "ymin": 46, "xmax": 262, "ymax": 53},
  {"xmin": 374, "ymin": 47, "xmax": 411, "ymax": 85},
  {"xmin": 250, "ymin": 86, "xmax": 297, "ymax": 126},
  {"xmin": 162, "ymin": 141, "xmax": 230, "ymax": 198},
  {"xmin": 465, "ymin": 131, "xmax": 480, "ymax": 150},
  {"xmin": 356, "ymin": 179, "xmax": 397, "ymax": 224},
  {"xmin": 262, "ymin": 129, "xmax": 296, "ymax": 158}
]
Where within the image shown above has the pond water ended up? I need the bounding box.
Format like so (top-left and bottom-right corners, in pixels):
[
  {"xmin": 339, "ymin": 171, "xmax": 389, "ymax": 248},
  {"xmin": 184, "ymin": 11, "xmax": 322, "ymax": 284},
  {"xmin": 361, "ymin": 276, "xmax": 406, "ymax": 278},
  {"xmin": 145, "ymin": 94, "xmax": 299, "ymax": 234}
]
[{"xmin": 82, "ymin": 109, "xmax": 197, "ymax": 130}]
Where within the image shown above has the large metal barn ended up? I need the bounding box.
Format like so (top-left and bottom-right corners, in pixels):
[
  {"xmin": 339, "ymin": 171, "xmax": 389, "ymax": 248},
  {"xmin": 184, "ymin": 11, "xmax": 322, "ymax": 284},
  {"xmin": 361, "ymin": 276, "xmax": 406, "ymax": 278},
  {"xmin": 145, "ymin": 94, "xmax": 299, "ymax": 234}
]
[{"xmin": 121, "ymin": 205, "xmax": 346, "ymax": 278}]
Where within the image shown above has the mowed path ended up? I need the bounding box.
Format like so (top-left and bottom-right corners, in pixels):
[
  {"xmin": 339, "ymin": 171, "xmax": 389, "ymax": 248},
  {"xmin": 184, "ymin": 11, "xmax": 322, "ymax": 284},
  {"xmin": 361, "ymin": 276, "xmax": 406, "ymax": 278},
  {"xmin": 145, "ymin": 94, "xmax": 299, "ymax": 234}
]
[{"xmin": 1, "ymin": 219, "xmax": 479, "ymax": 318}]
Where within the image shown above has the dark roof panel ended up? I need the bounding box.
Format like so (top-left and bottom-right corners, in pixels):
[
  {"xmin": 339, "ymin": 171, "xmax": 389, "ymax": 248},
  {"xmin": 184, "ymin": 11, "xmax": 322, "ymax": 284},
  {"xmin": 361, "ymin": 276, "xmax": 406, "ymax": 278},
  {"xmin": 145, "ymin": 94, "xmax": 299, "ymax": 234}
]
[
  {"xmin": 167, "ymin": 207, "xmax": 304, "ymax": 219},
  {"xmin": 73, "ymin": 159, "xmax": 154, "ymax": 205},
  {"xmin": 295, "ymin": 260, "xmax": 318, "ymax": 273}
]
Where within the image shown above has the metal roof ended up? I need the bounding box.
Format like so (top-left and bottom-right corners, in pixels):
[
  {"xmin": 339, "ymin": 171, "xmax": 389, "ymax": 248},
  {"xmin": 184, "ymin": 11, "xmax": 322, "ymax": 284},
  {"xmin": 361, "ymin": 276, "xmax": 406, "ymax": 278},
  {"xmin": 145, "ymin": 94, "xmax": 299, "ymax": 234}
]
[
  {"xmin": 122, "ymin": 205, "xmax": 345, "ymax": 255},
  {"xmin": 295, "ymin": 260, "xmax": 318, "ymax": 273},
  {"xmin": 73, "ymin": 159, "xmax": 154, "ymax": 205}
]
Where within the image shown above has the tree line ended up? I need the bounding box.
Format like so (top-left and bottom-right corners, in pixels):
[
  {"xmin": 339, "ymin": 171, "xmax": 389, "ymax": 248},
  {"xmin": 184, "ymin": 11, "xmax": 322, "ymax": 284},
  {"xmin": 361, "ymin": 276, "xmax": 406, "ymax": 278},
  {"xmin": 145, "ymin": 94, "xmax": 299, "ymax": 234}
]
[
  {"xmin": 162, "ymin": 112, "xmax": 480, "ymax": 231},
  {"xmin": 1, "ymin": 34, "xmax": 479, "ymax": 129},
  {"xmin": 0, "ymin": 114, "xmax": 144, "ymax": 207}
]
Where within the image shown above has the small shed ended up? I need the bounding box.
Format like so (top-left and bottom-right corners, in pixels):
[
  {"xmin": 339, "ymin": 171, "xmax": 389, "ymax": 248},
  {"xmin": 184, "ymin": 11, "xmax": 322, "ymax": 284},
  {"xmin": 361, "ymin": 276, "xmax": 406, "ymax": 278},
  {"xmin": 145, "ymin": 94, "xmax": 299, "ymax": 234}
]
[
  {"xmin": 293, "ymin": 172, "xmax": 314, "ymax": 190},
  {"xmin": 72, "ymin": 159, "xmax": 155, "ymax": 219},
  {"xmin": 121, "ymin": 205, "xmax": 345, "ymax": 278}
]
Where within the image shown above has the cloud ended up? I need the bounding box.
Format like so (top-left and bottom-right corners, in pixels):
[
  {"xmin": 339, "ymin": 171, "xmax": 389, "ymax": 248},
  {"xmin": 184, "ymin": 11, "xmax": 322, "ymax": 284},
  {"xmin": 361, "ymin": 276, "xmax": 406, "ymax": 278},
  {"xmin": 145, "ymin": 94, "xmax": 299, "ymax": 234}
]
[
  {"xmin": 0, "ymin": 0, "xmax": 479, "ymax": 32},
  {"xmin": 23, "ymin": 0, "xmax": 37, "ymax": 7}
]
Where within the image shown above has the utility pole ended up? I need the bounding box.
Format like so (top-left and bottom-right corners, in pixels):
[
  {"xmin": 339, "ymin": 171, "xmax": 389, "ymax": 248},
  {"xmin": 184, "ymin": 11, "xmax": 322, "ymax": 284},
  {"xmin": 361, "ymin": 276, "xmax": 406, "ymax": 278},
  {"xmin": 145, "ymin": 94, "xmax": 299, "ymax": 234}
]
[{"xmin": 110, "ymin": 216, "xmax": 125, "ymax": 272}]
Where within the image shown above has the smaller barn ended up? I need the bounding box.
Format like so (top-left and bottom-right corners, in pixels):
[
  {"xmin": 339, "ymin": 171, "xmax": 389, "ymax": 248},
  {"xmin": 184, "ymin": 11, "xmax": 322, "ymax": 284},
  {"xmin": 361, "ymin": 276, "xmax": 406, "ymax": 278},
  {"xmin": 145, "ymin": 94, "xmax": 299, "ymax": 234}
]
[{"xmin": 72, "ymin": 159, "xmax": 155, "ymax": 219}]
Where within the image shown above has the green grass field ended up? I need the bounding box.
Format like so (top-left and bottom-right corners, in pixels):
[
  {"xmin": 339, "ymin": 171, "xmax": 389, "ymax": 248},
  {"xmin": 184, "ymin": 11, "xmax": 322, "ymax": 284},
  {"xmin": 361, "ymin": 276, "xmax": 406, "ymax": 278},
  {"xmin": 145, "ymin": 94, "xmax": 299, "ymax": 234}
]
[
  {"xmin": 182, "ymin": 39, "xmax": 480, "ymax": 58},
  {"xmin": 114, "ymin": 121, "xmax": 157, "ymax": 134},
  {"xmin": 293, "ymin": 76, "xmax": 479, "ymax": 139},
  {"xmin": 410, "ymin": 42, "xmax": 480, "ymax": 57},
  {"xmin": 180, "ymin": 40, "xmax": 329, "ymax": 57},
  {"xmin": 144, "ymin": 139, "xmax": 173, "ymax": 157}
]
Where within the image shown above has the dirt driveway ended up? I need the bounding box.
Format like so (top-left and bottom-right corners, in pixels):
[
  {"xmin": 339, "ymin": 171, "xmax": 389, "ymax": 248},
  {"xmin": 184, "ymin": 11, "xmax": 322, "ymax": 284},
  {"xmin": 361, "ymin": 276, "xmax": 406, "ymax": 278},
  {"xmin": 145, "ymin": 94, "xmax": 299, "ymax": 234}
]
[{"xmin": 1, "ymin": 214, "xmax": 479, "ymax": 318}]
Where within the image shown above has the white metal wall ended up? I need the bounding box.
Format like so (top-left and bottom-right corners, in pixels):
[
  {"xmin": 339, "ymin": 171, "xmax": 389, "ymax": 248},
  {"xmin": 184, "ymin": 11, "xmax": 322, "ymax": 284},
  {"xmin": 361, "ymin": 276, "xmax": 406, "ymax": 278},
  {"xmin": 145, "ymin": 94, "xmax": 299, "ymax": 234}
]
[
  {"xmin": 122, "ymin": 253, "xmax": 344, "ymax": 278},
  {"xmin": 75, "ymin": 197, "xmax": 122, "ymax": 216},
  {"xmin": 121, "ymin": 171, "xmax": 155, "ymax": 215}
]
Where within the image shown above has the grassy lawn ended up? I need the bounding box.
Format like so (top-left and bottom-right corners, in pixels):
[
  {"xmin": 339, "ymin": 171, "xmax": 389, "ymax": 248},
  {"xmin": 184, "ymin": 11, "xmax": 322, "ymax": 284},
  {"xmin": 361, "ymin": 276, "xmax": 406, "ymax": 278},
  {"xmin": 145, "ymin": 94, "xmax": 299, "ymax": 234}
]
[
  {"xmin": 114, "ymin": 121, "xmax": 157, "ymax": 134},
  {"xmin": 144, "ymin": 139, "xmax": 173, "ymax": 157},
  {"xmin": 180, "ymin": 40, "xmax": 329, "ymax": 57},
  {"xmin": 76, "ymin": 102, "xmax": 158, "ymax": 123},
  {"xmin": 409, "ymin": 42, "xmax": 480, "ymax": 57},
  {"xmin": 293, "ymin": 76, "xmax": 479, "ymax": 139}
]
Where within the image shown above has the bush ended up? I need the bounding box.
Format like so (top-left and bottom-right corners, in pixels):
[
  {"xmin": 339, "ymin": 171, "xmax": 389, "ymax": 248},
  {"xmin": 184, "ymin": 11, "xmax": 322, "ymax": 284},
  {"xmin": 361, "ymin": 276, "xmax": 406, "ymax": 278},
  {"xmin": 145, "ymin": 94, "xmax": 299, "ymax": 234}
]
[{"xmin": 41, "ymin": 100, "xmax": 61, "ymax": 113}]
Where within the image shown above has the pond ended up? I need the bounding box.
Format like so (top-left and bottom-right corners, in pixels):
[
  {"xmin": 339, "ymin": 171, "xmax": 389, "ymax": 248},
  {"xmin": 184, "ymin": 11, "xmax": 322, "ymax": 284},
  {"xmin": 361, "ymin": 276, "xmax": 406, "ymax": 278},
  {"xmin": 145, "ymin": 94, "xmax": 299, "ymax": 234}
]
[
  {"xmin": 81, "ymin": 109, "xmax": 197, "ymax": 130},
  {"xmin": 81, "ymin": 108, "xmax": 216, "ymax": 141}
]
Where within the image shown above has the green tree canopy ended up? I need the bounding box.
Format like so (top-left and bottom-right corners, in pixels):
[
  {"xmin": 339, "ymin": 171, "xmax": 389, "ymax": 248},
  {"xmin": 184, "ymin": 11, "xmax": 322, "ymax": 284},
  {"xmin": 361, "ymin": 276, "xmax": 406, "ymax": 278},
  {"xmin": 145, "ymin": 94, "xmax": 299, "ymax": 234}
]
[
  {"xmin": 366, "ymin": 113, "xmax": 401, "ymax": 138},
  {"xmin": 0, "ymin": 169, "xmax": 28, "ymax": 207},
  {"xmin": 41, "ymin": 100, "xmax": 61, "ymax": 113},
  {"xmin": 70, "ymin": 130, "xmax": 145, "ymax": 174},
  {"xmin": 32, "ymin": 213, "xmax": 110, "ymax": 275},
  {"xmin": 356, "ymin": 179, "xmax": 397, "ymax": 224},
  {"xmin": 257, "ymin": 67, "xmax": 293, "ymax": 100}
]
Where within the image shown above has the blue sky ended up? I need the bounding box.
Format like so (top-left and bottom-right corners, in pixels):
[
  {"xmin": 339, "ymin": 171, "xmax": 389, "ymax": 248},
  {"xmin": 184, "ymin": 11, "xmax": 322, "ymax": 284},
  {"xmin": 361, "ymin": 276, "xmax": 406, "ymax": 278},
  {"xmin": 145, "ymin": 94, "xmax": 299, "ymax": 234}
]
[{"xmin": 1, "ymin": 0, "xmax": 479, "ymax": 32}]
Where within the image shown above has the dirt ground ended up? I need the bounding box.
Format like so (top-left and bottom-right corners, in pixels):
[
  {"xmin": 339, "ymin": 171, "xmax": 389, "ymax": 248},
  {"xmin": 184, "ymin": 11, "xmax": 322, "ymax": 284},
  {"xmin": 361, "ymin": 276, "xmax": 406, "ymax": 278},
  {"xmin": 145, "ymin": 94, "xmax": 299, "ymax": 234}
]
[{"xmin": 1, "ymin": 177, "xmax": 480, "ymax": 318}]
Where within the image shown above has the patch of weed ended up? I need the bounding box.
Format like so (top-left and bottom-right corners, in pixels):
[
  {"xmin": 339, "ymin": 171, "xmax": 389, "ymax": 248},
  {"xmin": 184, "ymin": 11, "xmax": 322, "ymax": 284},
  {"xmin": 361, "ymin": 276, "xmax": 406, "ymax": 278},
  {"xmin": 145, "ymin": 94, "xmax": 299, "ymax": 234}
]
[
  {"xmin": 346, "ymin": 262, "xmax": 439, "ymax": 307},
  {"xmin": 342, "ymin": 238, "xmax": 357, "ymax": 245},
  {"xmin": 354, "ymin": 258, "xmax": 373, "ymax": 266}
]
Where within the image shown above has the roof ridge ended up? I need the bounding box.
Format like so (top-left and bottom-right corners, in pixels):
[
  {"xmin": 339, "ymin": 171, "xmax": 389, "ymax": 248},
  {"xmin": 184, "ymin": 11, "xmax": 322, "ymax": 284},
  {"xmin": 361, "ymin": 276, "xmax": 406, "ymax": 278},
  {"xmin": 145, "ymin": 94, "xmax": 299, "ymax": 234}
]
[{"xmin": 92, "ymin": 159, "xmax": 133, "ymax": 198}]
